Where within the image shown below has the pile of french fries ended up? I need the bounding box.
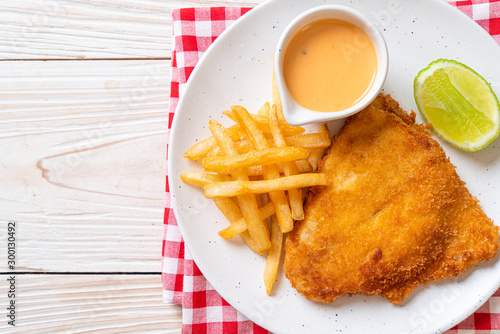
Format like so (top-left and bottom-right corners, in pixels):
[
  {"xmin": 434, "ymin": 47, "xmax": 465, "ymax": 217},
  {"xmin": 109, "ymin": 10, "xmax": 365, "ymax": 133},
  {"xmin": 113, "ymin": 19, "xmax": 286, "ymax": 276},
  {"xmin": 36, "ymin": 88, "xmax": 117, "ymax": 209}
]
[{"xmin": 180, "ymin": 79, "xmax": 330, "ymax": 295}]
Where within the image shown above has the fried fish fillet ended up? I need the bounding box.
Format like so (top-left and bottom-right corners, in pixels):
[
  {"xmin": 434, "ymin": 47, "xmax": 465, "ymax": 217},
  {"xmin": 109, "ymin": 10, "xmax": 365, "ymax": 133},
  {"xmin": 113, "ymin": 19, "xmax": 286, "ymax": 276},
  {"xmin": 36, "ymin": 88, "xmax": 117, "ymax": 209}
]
[{"xmin": 284, "ymin": 93, "xmax": 499, "ymax": 304}]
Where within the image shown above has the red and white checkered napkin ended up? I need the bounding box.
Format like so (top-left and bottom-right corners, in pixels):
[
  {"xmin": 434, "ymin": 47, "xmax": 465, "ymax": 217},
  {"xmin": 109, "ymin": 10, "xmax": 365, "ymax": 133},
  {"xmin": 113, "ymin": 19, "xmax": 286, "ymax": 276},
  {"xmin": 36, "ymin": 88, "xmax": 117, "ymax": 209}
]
[
  {"xmin": 163, "ymin": 3, "xmax": 500, "ymax": 333},
  {"xmin": 163, "ymin": 8, "xmax": 267, "ymax": 334}
]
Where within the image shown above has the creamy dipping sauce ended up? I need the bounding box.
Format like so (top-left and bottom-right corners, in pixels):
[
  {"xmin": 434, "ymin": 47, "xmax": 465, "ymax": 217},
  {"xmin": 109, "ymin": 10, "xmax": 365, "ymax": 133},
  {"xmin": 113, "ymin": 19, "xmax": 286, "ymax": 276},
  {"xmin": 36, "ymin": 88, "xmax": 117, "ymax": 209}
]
[{"xmin": 283, "ymin": 18, "xmax": 378, "ymax": 113}]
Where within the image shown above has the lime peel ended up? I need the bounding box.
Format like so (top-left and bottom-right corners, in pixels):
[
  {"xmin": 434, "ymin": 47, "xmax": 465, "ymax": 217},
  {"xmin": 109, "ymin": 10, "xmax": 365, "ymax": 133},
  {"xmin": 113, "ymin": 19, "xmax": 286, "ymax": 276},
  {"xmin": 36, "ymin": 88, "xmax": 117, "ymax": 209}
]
[{"xmin": 414, "ymin": 58, "xmax": 500, "ymax": 151}]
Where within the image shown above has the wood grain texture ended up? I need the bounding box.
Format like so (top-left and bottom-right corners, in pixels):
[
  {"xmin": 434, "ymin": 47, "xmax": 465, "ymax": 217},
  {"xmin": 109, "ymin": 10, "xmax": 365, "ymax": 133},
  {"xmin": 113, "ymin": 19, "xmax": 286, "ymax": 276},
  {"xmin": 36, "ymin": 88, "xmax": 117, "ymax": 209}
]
[
  {"xmin": 0, "ymin": 1, "xmax": 273, "ymax": 330},
  {"xmin": 0, "ymin": 274, "xmax": 182, "ymax": 333},
  {"xmin": 0, "ymin": 0, "xmax": 264, "ymax": 60},
  {"xmin": 0, "ymin": 60, "xmax": 170, "ymax": 272}
]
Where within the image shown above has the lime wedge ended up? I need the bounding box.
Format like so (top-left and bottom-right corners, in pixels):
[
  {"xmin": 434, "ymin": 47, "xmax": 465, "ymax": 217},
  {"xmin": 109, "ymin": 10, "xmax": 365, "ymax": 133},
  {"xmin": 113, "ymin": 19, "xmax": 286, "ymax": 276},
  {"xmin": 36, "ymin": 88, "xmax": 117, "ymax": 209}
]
[{"xmin": 414, "ymin": 59, "xmax": 500, "ymax": 151}]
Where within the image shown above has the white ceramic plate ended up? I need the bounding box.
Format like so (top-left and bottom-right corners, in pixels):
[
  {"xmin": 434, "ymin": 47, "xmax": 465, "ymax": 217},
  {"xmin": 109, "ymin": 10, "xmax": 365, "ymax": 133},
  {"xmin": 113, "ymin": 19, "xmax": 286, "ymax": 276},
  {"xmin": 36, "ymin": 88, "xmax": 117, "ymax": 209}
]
[{"xmin": 168, "ymin": 0, "xmax": 500, "ymax": 333}]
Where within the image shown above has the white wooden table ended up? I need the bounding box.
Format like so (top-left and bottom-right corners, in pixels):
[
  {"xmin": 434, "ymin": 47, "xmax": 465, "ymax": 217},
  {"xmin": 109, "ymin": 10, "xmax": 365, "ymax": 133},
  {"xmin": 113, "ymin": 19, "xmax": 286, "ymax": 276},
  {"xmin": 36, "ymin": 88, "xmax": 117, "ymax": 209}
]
[{"xmin": 0, "ymin": 1, "xmax": 263, "ymax": 332}]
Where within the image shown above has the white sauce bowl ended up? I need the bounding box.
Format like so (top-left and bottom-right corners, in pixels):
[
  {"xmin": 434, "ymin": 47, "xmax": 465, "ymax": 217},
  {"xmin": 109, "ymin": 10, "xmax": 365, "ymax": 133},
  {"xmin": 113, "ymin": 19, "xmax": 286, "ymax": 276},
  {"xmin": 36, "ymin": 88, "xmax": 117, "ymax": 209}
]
[{"xmin": 274, "ymin": 5, "xmax": 389, "ymax": 125}]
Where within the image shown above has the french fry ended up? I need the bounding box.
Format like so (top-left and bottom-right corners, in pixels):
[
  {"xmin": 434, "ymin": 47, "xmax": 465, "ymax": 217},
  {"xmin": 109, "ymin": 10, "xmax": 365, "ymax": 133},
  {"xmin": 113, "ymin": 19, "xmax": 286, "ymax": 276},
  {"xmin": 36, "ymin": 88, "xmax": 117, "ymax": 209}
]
[
  {"xmin": 272, "ymin": 68, "xmax": 284, "ymax": 122},
  {"xmin": 235, "ymin": 140, "xmax": 256, "ymax": 154},
  {"xmin": 232, "ymin": 106, "xmax": 295, "ymax": 233},
  {"xmin": 213, "ymin": 197, "xmax": 241, "ymax": 221},
  {"xmin": 216, "ymin": 161, "xmax": 312, "ymax": 178},
  {"xmin": 284, "ymin": 132, "xmax": 331, "ymax": 149},
  {"xmin": 263, "ymin": 214, "xmax": 283, "ymax": 295},
  {"xmin": 268, "ymin": 104, "xmax": 304, "ymax": 221},
  {"xmin": 218, "ymin": 202, "xmax": 276, "ymax": 239},
  {"xmin": 224, "ymin": 109, "xmax": 305, "ymax": 136},
  {"xmin": 208, "ymin": 120, "xmax": 271, "ymax": 252},
  {"xmin": 258, "ymin": 102, "xmax": 271, "ymax": 117},
  {"xmin": 183, "ymin": 136, "xmax": 218, "ymax": 160},
  {"xmin": 293, "ymin": 159, "xmax": 313, "ymax": 172},
  {"xmin": 180, "ymin": 171, "xmax": 230, "ymax": 187},
  {"xmin": 223, "ymin": 109, "xmax": 266, "ymax": 125},
  {"xmin": 308, "ymin": 123, "xmax": 330, "ymax": 171},
  {"xmin": 254, "ymin": 191, "xmax": 271, "ymax": 239},
  {"xmin": 206, "ymin": 145, "xmax": 222, "ymax": 157},
  {"xmin": 212, "ymin": 135, "xmax": 328, "ymax": 155},
  {"xmin": 183, "ymin": 124, "xmax": 243, "ymax": 160},
  {"xmin": 224, "ymin": 103, "xmax": 272, "ymax": 122},
  {"xmin": 204, "ymin": 173, "xmax": 329, "ymax": 198},
  {"xmin": 245, "ymin": 159, "xmax": 312, "ymax": 176},
  {"xmin": 202, "ymin": 147, "xmax": 309, "ymax": 172},
  {"xmin": 208, "ymin": 139, "xmax": 255, "ymax": 156},
  {"xmin": 213, "ymin": 198, "xmax": 266, "ymax": 255}
]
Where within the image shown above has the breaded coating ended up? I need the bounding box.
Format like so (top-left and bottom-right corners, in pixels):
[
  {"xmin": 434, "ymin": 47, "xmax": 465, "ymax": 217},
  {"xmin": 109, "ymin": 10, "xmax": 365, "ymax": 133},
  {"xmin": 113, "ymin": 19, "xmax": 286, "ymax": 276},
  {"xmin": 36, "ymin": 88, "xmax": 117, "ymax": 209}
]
[{"xmin": 284, "ymin": 94, "xmax": 499, "ymax": 304}]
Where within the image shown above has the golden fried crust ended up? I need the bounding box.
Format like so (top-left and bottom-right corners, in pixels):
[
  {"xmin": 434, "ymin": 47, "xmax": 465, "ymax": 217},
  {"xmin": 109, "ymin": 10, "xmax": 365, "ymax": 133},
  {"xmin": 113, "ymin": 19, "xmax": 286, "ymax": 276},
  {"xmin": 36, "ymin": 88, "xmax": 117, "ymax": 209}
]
[{"xmin": 283, "ymin": 93, "xmax": 499, "ymax": 304}]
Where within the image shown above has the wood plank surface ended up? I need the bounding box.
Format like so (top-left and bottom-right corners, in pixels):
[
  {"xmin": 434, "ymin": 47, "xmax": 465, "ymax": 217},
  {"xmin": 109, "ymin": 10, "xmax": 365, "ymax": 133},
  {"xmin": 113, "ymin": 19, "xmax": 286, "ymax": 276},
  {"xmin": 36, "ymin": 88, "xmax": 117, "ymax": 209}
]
[
  {"xmin": 0, "ymin": 0, "xmax": 262, "ymax": 60},
  {"xmin": 0, "ymin": 60, "xmax": 170, "ymax": 272},
  {"xmin": 0, "ymin": 274, "xmax": 182, "ymax": 333},
  {"xmin": 0, "ymin": 0, "xmax": 271, "ymax": 331}
]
